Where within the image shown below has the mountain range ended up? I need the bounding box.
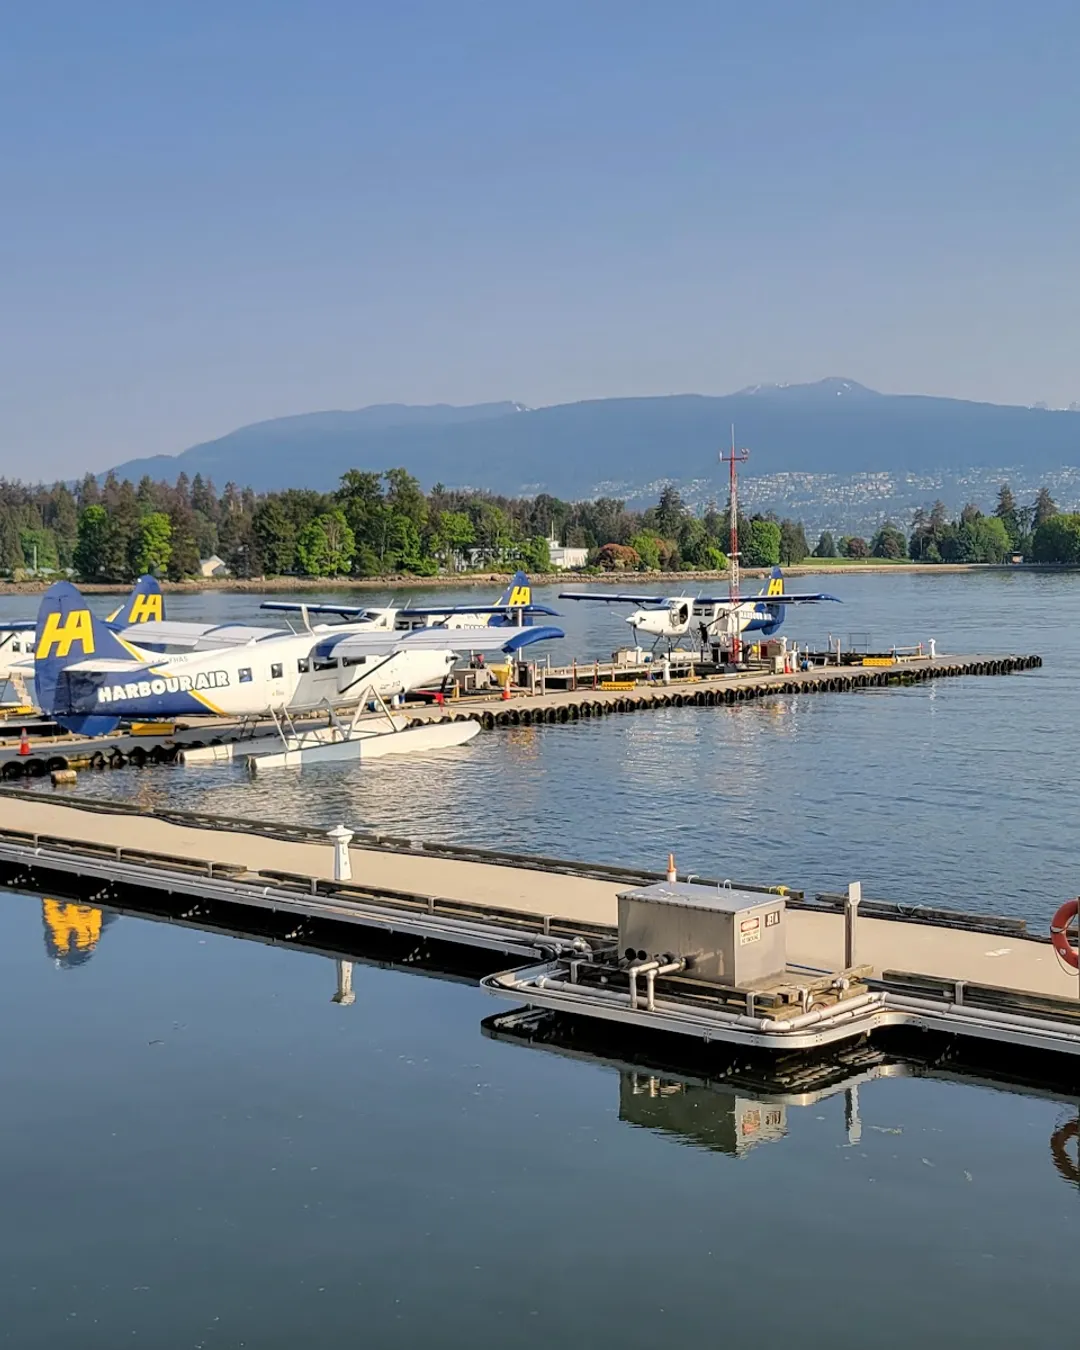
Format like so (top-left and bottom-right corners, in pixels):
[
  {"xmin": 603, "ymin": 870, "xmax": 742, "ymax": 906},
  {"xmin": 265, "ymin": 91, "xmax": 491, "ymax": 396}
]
[{"xmin": 106, "ymin": 379, "xmax": 1080, "ymax": 508}]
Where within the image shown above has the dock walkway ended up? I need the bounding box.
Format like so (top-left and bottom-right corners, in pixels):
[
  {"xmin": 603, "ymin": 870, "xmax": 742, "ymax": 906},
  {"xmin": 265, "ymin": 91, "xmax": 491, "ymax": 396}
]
[{"xmin": 0, "ymin": 791, "xmax": 1072, "ymax": 1001}]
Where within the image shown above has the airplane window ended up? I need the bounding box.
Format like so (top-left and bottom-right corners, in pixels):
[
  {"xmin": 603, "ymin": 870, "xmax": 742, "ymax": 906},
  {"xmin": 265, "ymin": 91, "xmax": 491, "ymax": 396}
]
[
  {"xmin": 313, "ymin": 659, "xmax": 337, "ymax": 671},
  {"xmin": 342, "ymin": 656, "xmax": 368, "ymax": 668},
  {"xmin": 270, "ymin": 663, "xmax": 283, "ymax": 679},
  {"xmin": 238, "ymin": 667, "xmax": 253, "ymax": 683},
  {"xmin": 297, "ymin": 658, "xmax": 310, "ymax": 673}
]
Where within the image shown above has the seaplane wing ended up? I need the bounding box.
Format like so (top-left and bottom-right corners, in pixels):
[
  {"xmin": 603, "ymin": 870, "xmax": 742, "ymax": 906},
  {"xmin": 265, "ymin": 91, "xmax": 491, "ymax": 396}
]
[
  {"xmin": 694, "ymin": 592, "xmax": 842, "ymax": 605},
  {"xmin": 261, "ymin": 602, "xmax": 380, "ymax": 619},
  {"xmin": 318, "ymin": 624, "xmax": 565, "ymax": 662},
  {"xmin": 261, "ymin": 600, "xmax": 559, "ymax": 618},
  {"xmin": 559, "ymin": 591, "xmax": 670, "ymax": 607},
  {"xmin": 117, "ymin": 620, "xmax": 289, "ymax": 649},
  {"xmin": 1, "ymin": 620, "xmax": 37, "ymax": 632}
]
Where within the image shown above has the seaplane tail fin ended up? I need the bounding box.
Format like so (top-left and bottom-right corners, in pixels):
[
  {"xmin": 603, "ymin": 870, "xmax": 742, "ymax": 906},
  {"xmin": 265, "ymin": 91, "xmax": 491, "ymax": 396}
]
[
  {"xmin": 34, "ymin": 581, "xmax": 128, "ymax": 734},
  {"xmin": 105, "ymin": 574, "xmax": 165, "ymax": 628},
  {"xmin": 495, "ymin": 569, "xmax": 532, "ymax": 610},
  {"xmin": 762, "ymin": 566, "xmax": 784, "ymax": 598}
]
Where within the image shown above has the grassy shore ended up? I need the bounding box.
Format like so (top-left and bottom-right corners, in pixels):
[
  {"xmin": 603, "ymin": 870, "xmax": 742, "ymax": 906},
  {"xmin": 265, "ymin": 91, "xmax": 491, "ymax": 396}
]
[{"xmin": 0, "ymin": 560, "xmax": 1027, "ymax": 596}]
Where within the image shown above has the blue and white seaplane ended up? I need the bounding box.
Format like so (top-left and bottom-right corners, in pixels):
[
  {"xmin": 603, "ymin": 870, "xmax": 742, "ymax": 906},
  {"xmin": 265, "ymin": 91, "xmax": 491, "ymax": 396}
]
[
  {"xmin": 31, "ymin": 580, "xmax": 563, "ymax": 770},
  {"xmin": 258, "ymin": 569, "xmax": 553, "ymax": 633},
  {"xmin": 559, "ymin": 568, "xmax": 840, "ymax": 653}
]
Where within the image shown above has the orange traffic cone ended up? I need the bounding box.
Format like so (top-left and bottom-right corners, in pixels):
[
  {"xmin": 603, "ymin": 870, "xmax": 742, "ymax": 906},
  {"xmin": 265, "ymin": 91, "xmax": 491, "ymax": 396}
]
[
  {"xmin": 18, "ymin": 728, "xmax": 31, "ymax": 757},
  {"xmin": 501, "ymin": 680, "xmax": 512, "ymax": 701}
]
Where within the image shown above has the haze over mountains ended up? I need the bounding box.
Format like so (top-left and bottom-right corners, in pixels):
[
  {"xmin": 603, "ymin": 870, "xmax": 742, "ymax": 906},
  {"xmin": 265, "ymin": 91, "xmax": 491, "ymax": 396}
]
[{"xmin": 107, "ymin": 379, "xmax": 1080, "ymax": 532}]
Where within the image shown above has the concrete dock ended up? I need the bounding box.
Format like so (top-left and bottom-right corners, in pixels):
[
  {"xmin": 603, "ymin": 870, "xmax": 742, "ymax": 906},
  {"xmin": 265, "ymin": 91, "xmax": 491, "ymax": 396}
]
[
  {"xmin": 0, "ymin": 789, "xmax": 1073, "ymax": 1001},
  {"xmin": 0, "ymin": 650, "xmax": 1042, "ymax": 778}
]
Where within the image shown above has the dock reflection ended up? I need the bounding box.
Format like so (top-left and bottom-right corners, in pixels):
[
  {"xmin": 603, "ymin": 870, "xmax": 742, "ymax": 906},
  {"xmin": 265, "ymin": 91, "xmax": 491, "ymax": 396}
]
[{"xmin": 10, "ymin": 882, "xmax": 1080, "ymax": 1192}]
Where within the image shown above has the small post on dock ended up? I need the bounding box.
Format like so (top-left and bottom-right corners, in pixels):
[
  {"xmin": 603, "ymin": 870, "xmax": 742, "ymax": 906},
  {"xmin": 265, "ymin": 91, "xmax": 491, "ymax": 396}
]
[
  {"xmin": 845, "ymin": 880, "xmax": 862, "ymax": 968},
  {"xmin": 332, "ymin": 959, "xmax": 355, "ymax": 1005},
  {"xmin": 327, "ymin": 824, "xmax": 354, "ymax": 882}
]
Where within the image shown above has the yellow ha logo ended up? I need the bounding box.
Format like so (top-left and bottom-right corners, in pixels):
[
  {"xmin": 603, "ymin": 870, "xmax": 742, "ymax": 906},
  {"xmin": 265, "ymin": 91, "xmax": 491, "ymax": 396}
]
[
  {"xmin": 766, "ymin": 576, "xmax": 784, "ymax": 597},
  {"xmin": 507, "ymin": 585, "xmax": 531, "ymax": 608},
  {"xmin": 36, "ymin": 609, "xmax": 95, "ymax": 659},
  {"xmin": 129, "ymin": 593, "xmax": 162, "ymax": 624}
]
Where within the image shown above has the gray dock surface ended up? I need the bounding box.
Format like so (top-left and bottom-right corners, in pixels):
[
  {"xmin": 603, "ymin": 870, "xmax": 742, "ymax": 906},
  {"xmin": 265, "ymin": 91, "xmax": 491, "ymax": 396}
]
[{"xmin": 0, "ymin": 791, "xmax": 1072, "ymax": 1001}]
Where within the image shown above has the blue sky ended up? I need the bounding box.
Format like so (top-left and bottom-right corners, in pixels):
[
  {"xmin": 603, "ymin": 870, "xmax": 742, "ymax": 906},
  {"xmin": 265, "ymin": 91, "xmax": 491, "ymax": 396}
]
[{"xmin": 2, "ymin": 0, "xmax": 1078, "ymax": 478}]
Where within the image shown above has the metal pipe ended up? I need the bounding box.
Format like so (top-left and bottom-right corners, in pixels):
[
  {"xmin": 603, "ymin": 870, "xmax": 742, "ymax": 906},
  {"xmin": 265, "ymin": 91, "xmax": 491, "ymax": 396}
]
[
  {"xmin": 887, "ymin": 993, "xmax": 1080, "ymax": 1039},
  {"xmin": 757, "ymin": 990, "xmax": 881, "ymax": 1032},
  {"xmin": 645, "ymin": 960, "xmax": 686, "ymax": 1011},
  {"xmin": 628, "ymin": 959, "xmax": 660, "ymax": 1010}
]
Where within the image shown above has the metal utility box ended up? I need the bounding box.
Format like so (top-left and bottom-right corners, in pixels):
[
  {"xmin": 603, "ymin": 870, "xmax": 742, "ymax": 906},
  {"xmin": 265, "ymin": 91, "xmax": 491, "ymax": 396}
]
[{"xmin": 617, "ymin": 882, "xmax": 786, "ymax": 988}]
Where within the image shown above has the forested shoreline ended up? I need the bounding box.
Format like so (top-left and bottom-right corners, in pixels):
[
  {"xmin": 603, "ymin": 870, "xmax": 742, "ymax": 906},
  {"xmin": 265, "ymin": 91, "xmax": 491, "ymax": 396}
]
[{"xmin": 0, "ymin": 468, "xmax": 1077, "ymax": 583}]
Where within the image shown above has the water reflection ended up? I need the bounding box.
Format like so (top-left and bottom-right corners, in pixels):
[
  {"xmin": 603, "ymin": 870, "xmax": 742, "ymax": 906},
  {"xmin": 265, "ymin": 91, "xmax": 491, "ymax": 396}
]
[
  {"xmin": 1050, "ymin": 1116, "xmax": 1080, "ymax": 1187},
  {"xmin": 40, "ymin": 898, "xmax": 114, "ymax": 969}
]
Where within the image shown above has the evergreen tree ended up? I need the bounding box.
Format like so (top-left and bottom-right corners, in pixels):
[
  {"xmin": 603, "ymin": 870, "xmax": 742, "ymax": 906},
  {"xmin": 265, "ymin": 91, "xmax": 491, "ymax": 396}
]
[
  {"xmin": 1033, "ymin": 486, "xmax": 1058, "ymax": 528},
  {"xmin": 778, "ymin": 519, "xmax": 809, "ymax": 564},
  {"xmin": 73, "ymin": 505, "xmax": 112, "ymax": 581},
  {"xmin": 813, "ymin": 530, "xmax": 836, "ymax": 558},
  {"xmin": 994, "ymin": 482, "xmax": 1019, "ymax": 544}
]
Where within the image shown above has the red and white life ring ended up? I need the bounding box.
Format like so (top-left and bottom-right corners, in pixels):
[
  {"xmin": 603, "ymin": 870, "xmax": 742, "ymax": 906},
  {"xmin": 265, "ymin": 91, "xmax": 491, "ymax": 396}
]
[{"xmin": 1050, "ymin": 898, "xmax": 1079, "ymax": 970}]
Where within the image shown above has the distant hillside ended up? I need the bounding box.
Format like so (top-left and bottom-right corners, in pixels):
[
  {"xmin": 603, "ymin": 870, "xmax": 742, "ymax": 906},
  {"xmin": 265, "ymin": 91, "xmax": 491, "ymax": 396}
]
[{"xmin": 106, "ymin": 380, "xmax": 1080, "ymax": 500}]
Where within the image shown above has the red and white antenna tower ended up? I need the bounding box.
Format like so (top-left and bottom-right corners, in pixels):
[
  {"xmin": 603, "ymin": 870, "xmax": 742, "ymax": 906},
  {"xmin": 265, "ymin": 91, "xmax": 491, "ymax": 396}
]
[{"xmin": 719, "ymin": 425, "xmax": 750, "ymax": 661}]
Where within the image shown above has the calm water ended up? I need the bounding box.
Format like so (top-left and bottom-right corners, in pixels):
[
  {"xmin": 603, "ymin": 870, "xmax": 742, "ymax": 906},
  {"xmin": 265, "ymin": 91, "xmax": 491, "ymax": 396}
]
[{"xmin": 2, "ymin": 570, "xmax": 1079, "ymax": 1347}]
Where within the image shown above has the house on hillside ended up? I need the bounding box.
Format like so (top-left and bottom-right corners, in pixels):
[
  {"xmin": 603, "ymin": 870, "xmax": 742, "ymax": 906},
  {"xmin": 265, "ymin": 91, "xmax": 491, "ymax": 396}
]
[{"xmin": 199, "ymin": 555, "xmax": 229, "ymax": 579}]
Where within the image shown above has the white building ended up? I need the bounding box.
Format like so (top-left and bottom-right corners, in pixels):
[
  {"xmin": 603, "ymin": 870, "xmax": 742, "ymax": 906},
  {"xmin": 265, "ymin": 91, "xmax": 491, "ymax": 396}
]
[
  {"xmin": 198, "ymin": 554, "xmax": 228, "ymax": 579},
  {"xmin": 547, "ymin": 532, "xmax": 588, "ymax": 570}
]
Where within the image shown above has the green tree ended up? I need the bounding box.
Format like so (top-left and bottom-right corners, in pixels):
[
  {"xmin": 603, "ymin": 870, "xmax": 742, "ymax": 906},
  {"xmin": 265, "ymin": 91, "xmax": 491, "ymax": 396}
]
[
  {"xmin": 166, "ymin": 505, "xmax": 201, "ymax": 580},
  {"xmin": 0, "ymin": 509, "xmax": 26, "ymax": 572},
  {"xmin": 628, "ymin": 531, "xmax": 662, "ymax": 570},
  {"xmin": 296, "ymin": 509, "xmax": 355, "ymax": 577},
  {"xmin": 1032, "ymin": 513, "xmax": 1080, "ymax": 563},
  {"xmin": 813, "ymin": 530, "xmax": 836, "ymax": 558},
  {"xmin": 871, "ymin": 522, "xmax": 907, "ymax": 559},
  {"xmin": 1033, "ymin": 486, "xmax": 1058, "ymax": 529},
  {"xmin": 742, "ymin": 518, "xmax": 781, "ymax": 567},
  {"xmin": 130, "ymin": 512, "xmax": 172, "ymax": 576},
  {"xmin": 521, "ymin": 535, "xmax": 551, "ymax": 572},
  {"xmin": 650, "ymin": 485, "xmax": 686, "ymax": 539},
  {"xmin": 429, "ymin": 510, "xmax": 475, "ymax": 567},
  {"xmin": 994, "ymin": 483, "xmax": 1020, "ymax": 545},
  {"xmin": 252, "ymin": 498, "xmax": 297, "ymax": 575},
  {"xmin": 778, "ymin": 519, "xmax": 809, "ymax": 564},
  {"xmin": 73, "ymin": 505, "xmax": 112, "ymax": 581}
]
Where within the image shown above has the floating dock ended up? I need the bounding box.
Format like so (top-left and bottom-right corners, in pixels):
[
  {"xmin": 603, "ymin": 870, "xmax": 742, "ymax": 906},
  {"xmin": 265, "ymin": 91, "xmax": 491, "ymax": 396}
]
[
  {"xmin": 0, "ymin": 789, "xmax": 1076, "ymax": 1080},
  {"xmin": 0, "ymin": 650, "xmax": 1042, "ymax": 778}
]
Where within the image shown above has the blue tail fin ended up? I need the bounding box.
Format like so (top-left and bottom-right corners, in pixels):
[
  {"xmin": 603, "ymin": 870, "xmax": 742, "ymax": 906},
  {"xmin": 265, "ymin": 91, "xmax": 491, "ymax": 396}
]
[
  {"xmin": 35, "ymin": 581, "xmax": 133, "ymax": 734},
  {"xmin": 105, "ymin": 575, "xmax": 165, "ymax": 628},
  {"xmin": 495, "ymin": 570, "xmax": 532, "ymax": 610}
]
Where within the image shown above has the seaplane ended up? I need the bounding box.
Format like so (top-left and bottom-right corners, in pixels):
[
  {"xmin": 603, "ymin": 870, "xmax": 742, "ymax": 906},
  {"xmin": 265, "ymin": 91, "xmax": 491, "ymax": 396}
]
[
  {"xmin": 1, "ymin": 575, "xmax": 166, "ymax": 709},
  {"xmin": 258, "ymin": 570, "xmax": 554, "ymax": 633},
  {"xmin": 31, "ymin": 580, "xmax": 564, "ymax": 770},
  {"xmin": 559, "ymin": 568, "xmax": 840, "ymax": 653}
]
